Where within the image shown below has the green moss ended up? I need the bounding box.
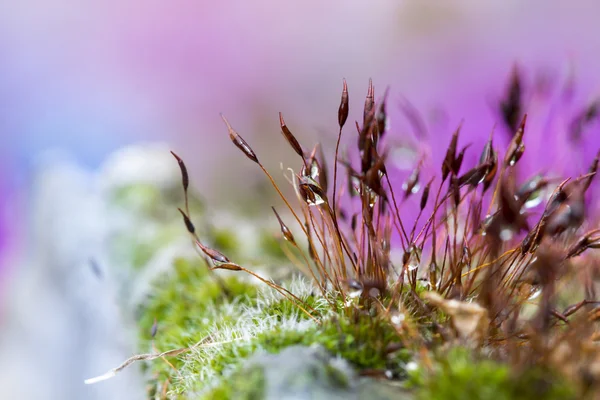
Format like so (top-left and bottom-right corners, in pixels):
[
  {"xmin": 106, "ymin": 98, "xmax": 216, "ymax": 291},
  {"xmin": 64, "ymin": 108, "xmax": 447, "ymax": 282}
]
[
  {"xmin": 258, "ymin": 231, "xmax": 287, "ymax": 260},
  {"xmin": 205, "ymin": 339, "xmax": 258, "ymax": 376},
  {"xmin": 410, "ymin": 347, "xmax": 577, "ymax": 400},
  {"xmin": 316, "ymin": 312, "xmax": 409, "ymax": 371},
  {"xmin": 111, "ymin": 184, "xmax": 163, "ymax": 215},
  {"xmin": 108, "ymin": 181, "xmax": 207, "ymax": 271},
  {"xmin": 193, "ymin": 314, "xmax": 406, "ymax": 399},
  {"xmin": 190, "ymin": 318, "xmax": 320, "ymax": 382},
  {"xmin": 324, "ymin": 363, "xmax": 350, "ymax": 389},
  {"xmin": 138, "ymin": 257, "xmax": 257, "ymax": 384},
  {"xmin": 138, "ymin": 258, "xmax": 411, "ymax": 397},
  {"xmin": 412, "ymin": 280, "xmax": 430, "ymax": 297},
  {"xmin": 112, "ymin": 182, "xmax": 203, "ymax": 212},
  {"xmin": 203, "ymin": 364, "xmax": 266, "ymax": 400},
  {"xmin": 258, "ymin": 294, "xmax": 326, "ymax": 322},
  {"xmin": 258, "ymin": 327, "xmax": 315, "ymax": 353},
  {"xmin": 199, "ymin": 330, "xmax": 345, "ymax": 400},
  {"xmin": 183, "ymin": 302, "xmax": 408, "ymax": 394},
  {"xmin": 141, "ymin": 265, "xmax": 578, "ymax": 399},
  {"xmin": 254, "ymin": 297, "xmax": 408, "ymax": 371},
  {"xmin": 251, "ymin": 309, "xmax": 407, "ymax": 372},
  {"xmin": 212, "ymin": 228, "xmax": 241, "ymax": 255},
  {"xmin": 113, "ymin": 225, "xmax": 183, "ymax": 269}
]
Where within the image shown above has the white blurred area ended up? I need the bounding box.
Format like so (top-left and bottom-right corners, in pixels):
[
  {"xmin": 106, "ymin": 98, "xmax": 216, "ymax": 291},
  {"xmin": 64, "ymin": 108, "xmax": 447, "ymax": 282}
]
[
  {"xmin": 0, "ymin": 150, "xmax": 147, "ymax": 399},
  {"xmin": 1, "ymin": 1, "xmax": 600, "ymax": 398}
]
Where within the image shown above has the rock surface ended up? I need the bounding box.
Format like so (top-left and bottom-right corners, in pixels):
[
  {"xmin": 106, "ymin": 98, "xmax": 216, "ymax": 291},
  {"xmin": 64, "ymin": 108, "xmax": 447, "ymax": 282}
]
[{"xmin": 234, "ymin": 345, "xmax": 412, "ymax": 400}]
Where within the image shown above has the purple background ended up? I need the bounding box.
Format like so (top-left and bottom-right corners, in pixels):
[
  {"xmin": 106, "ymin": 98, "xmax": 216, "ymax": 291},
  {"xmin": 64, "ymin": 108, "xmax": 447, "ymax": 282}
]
[{"xmin": 2, "ymin": 0, "xmax": 600, "ymax": 270}]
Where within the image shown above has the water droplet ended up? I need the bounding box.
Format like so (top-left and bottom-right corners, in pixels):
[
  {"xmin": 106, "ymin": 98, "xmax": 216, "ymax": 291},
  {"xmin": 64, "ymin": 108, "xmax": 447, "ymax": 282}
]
[
  {"xmin": 404, "ymin": 246, "xmax": 422, "ymax": 271},
  {"xmin": 347, "ymin": 279, "xmax": 364, "ymax": 299},
  {"xmin": 391, "ymin": 146, "xmax": 418, "ymax": 170},
  {"xmin": 408, "ymin": 258, "xmax": 419, "ymax": 271},
  {"xmin": 528, "ymin": 287, "xmax": 542, "ymax": 300},
  {"xmin": 405, "ymin": 361, "xmax": 418, "ymax": 372},
  {"xmin": 368, "ymin": 190, "xmax": 378, "ymax": 208},
  {"xmin": 524, "ymin": 190, "xmax": 544, "ymax": 209},
  {"xmin": 350, "ymin": 176, "xmax": 361, "ymax": 196},
  {"xmin": 298, "ymin": 177, "xmax": 326, "ymax": 206},
  {"xmin": 391, "ymin": 313, "xmax": 405, "ymax": 327},
  {"xmin": 402, "ymin": 181, "xmax": 421, "ymax": 194},
  {"xmin": 418, "ymin": 278, "xmax": 432, "ymax": 290},
  {"xmin": 481, "ymin": 213, "xmax": 496, "ymax": 236},
  {"xmin": 310, "ymin": 196, "xmax": 326, "ymax": 206},
  {"xmin": 310, "ymin": 162, "xmax": 319, "ymax": 181},
  {"xmin": 499, "ymin": 228, "xmax": 514, "ymax": 241}
]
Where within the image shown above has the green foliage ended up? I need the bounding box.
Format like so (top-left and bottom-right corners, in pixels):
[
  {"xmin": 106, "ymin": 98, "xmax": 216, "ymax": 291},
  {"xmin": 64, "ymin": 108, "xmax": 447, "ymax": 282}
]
[
  {"xmin": 139, "ymin": 257, "xmax": 256, "ymax": 342},
  {"xmin": 138, "ymin": 257, "xmax": 257, "ymax": 382},
  {"xmin": 114, "ymin": 225, "xmax": 183, "ymax": 269},
  {"xmin": 202, "ymin": 327, "xmax": 315, "ymax": 382},
  {"xmin": 212, "ymin": 227, "xmax": 241, "ymax": 255},
  {"xmin": 208, "ymin": 308, "xmax": 409, "ymax": 376},
  {"xmin": 316, "ymin": 312, "xmax": 409, "ymax": 371},
  {"xmin": 111, "ymin": 184, "xmax": 203, "ymax": 218},
  {"xmin": 111, "ymin": 183, "xmax": 164, "ymax": 215},
  {"xmin": 138, "ymin": 257, "xmax": 578, "ymax": 399},
  {"xmin": 324, "ymin": 362, "xmax": 350, "ymax": 389},
  {"xmin": 203, "ymin": 365, "xmax": 266, "ymax": 400},
  {"xmin": 140, "ymin": 263, "xmax": 415, "ymax": 396},
  {"xmin": 410, "ymin": 347, "xmax": 577, "ymax": 400},
  {"xmin": 138, "ymin": 255, "xmax": 328, "ymax": 396},
  {"xmin": 108, "ymin": 183, "xmax": 204, "ymax": 270},
  {"xmin": 258, "ymin": 294, "xmax": 326, "ymax": 322},
  {"xmin": 258, "ymin": 231, "xmax": 287, "ymax": 260}
]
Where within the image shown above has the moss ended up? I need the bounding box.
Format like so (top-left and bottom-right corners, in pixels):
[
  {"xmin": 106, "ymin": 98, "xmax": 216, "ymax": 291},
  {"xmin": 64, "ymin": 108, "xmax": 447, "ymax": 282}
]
[
  {"xmin": 258, "ymin": 294, "xmax": 325, "ymax": 322},
  {"xmin": 138, "ymin": 257, "xmax": 258, "ymax": 383},
  {"xmin": 111, "ymin": 183, "xmax": 163, "ymax": 215},
  {"xmin": 137, "ymin": 259, "xmax": 419, "ymax": 397},
  {"xmin": 315, "ymin": 312, "xmax": 410, "ymax": 372},
  {"xmin": 108, "ymin": 181, "xmax": 206, "ymax": 270},
  {"xmin": 253, "ymin": 297, "xmax": 408, "ymax": 371},
  {"xmin": 111, "ymin": 183, "xmax": 203, "ymax": 219},
  {"xmin": 142, "ymin": 273, "xmax": 577, "ymax": 399},
  {"xmin": 410, "ymin": 347, "xmax": 577, "ymax": 400},
  {"xmin": 201, "ymin": 342, "xmax": 350, "ymax": 400},
  {"xmin": 113, "ymin": 225, "xmax": 183, "ymax": 269},
  {"xmin": 324, "ymin": 363, "xmax": 350, "ymax": 389},
  {"xmin": 205, "ymin": 339, "xmax": 258, "ymax": 376},
  {"xmin": 203, "ymin": 364, "xmax": 266, "ymax": 400},
  {"xmin": 212, "ymin": 228, "xmax": 241, "ymax": 255},
  {"xmin": 257, "ymin": 327, "xmax": 316, "ymax": 353},
  {"xmin": 258, "ymin": 231, "xmax": 287, "ymax": 260},
  {"xmin": 412, "ymin": 280, "xmax": 431, "ymax": 297},
  {"xmin": 192, "ymin": 318, "xmax": 320, "ymax": 382},
  {"xmin": 179, "ymin": 300, "xmax": 409, "ymax": 394},
  {"xmin": 250, "ymin": 309, "xmax": 408, "ymax": 372},
  {"xmin": 138, "ymin": 258, "xmax": 410, "ymax": 397}
]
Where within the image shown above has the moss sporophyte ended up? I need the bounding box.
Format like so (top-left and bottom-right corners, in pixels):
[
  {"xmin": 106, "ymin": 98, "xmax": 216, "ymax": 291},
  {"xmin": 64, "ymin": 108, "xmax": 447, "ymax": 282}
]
[{"xmin": 86, "ymin": 73, "xmax": 600, "ymax": 399}]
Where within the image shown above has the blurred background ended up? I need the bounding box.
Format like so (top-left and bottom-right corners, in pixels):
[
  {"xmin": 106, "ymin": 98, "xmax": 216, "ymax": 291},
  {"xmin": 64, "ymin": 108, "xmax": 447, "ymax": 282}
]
[{"xmin": 1, "ymin": 1, "xmax": 600, "ymax": 398}]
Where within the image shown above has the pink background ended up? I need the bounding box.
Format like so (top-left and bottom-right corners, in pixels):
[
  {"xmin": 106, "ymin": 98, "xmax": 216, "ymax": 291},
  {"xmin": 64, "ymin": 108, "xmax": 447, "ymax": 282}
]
[{"xmin": 2, "ymin": 0, "xmax": 600, "ymax": 268}]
